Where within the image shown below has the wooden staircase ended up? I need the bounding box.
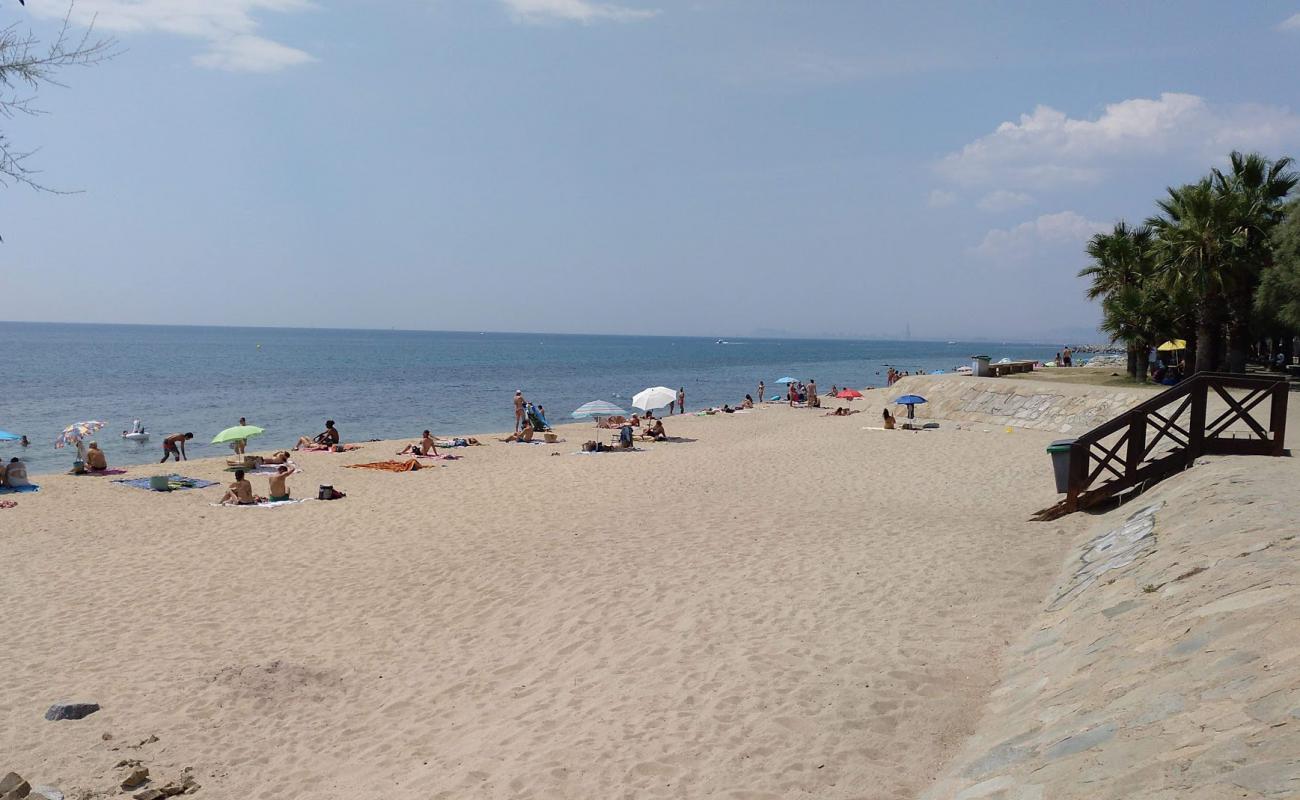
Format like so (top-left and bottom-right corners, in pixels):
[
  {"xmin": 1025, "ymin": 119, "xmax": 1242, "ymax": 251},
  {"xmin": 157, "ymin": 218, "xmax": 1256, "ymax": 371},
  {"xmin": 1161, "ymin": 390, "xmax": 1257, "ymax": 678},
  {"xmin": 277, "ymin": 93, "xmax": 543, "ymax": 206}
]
[{"xmin": 1034, "ymin": 372, "xmax": 1290, "ymax": 521}]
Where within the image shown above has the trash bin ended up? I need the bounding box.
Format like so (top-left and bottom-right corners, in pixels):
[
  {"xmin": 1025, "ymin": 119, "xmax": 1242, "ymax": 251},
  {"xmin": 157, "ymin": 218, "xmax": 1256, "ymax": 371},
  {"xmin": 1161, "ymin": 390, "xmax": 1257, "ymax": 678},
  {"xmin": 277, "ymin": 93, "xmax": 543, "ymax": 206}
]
[{"xmin": 1047, "ymin": 439, "xmax": 1075, "ymax": 493}]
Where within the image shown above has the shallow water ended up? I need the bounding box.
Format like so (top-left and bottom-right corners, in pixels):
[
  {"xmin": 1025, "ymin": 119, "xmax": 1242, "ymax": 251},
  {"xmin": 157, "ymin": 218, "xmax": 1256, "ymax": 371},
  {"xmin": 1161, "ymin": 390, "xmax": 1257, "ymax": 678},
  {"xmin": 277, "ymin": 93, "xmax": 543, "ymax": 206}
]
[{"xmin": 1, "ymin": 322, "xmax": 1059, "ymax": 473}]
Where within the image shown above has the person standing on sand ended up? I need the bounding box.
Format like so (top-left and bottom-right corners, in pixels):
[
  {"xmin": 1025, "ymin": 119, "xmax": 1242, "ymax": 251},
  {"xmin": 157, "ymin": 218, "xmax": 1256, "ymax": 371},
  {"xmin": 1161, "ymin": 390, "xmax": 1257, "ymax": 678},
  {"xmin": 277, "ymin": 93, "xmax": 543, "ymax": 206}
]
[
  {"xmin": 233, "ymin": 416, "xmax": 249, "ymax": 456},
  {"xmin": 677, "ymin": 387, "xmax": 685, "ymax": 415},
  {"xmin": 161, "ymin": 432, "xmax": 194, "ymax": 463},
  {"xmin": 758, "ymin": 380, "xmax": 765, "ymax": 403},
  {"xmin": 808, "ymin": 378, "xmax": 818, "ymax": 409},
  {"xmin": 514, "ymin": 390, "xmax": 526, "ymax": 432},
  {"xmin": 1063, "ymin": 346, "xmax": 1073, "ymax": 367}
]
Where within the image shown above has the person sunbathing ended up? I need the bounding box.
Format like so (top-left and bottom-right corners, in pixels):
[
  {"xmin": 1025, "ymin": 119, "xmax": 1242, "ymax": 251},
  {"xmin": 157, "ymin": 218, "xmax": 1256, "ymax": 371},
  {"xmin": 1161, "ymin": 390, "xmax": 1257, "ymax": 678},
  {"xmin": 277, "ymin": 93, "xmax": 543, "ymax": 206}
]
[
  {"xmin": 597, "ymin": 415, "xmax": 627, "ymax": 429},
  {"xmin": 741, "ymin": 395, "xmax": 754, "ymax": 409},
  {"xmin": 295, "ymin": 420, "xmax": 340, "ymax": 450},
  {"xmin": 398, "ymin": 430, "xmax": 439, "ymax": 457},
  {"xmin": 220, "ymin": 469, "xmax": 263, "ymax": 505},
  {"xmin": 642, "ymin": 419, "xmax": 667, "ymax": 441},
  {"xmin": 85, "ymin": 441, "xmax": 109, "ymax": 471},
  {"xmin": 266, "ymin": 465, "xmax": 297, "ymax": 502},
  {"xmin": 2, "ymin": 457, "xmax": 29, "ymax": 487},
  {"xmin": 500, "ymin": 421, "xmax": 535, "ymax": 443},
  {"xmin": 436, "ymin": 437, "xmax": 481, "ymax": 447},
  {"xmin": 882, "ymin": 409, "xmax": 896, "ymax": 429},
  {"xmin": 825, "ymin": 407, "xmax": 860, "ymax": 416},
  {"xmin": 259, "ymin": 450, "xmax": 291, "ymax": 465}
]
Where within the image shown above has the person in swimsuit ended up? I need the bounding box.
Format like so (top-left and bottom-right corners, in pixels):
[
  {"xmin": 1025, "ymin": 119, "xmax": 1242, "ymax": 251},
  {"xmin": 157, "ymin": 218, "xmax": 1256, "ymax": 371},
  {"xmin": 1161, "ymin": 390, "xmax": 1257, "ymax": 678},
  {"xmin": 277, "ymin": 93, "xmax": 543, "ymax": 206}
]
[
  {"xmin": 501, "ymin": 420, "xmax": 534, "ymax": 443},
  {"xmin": 85, "ymin": 441, "xmax": 108, "ymax": 471},
  {"xmin": 220, "ymin": 470, "xmax": 262, "ymax": 505},
  {"xmin": 397, "ymin": 430, "xmax": 438, "ymax": 456},
  {"xmin": 161, "ymin": 432, "xmax": 194, "ymax": 463},
  {"xmin": 676, "ymin": 387, "xmax": 685, "ymax": 415},
  {"xmin": 295, "ymin": 420, "xmax": 340, "ymax": 450},
  {"xmin": 882, "ymin": 409, "xmax": 896, "ymax": 429},
  {"xmin": 266, "ymin": 465, "xmax": 296, "ymax": 502},
  {"xmin": 514, "ymin": 391, "xmax": 526, "ymax": 432}
]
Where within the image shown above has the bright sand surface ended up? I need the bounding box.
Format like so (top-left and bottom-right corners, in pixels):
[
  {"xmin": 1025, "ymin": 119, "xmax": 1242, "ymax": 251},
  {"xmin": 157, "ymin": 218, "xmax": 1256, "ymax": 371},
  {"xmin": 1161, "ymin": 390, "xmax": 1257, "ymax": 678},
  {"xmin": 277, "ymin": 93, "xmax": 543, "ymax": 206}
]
[{"xmin": 1, "ymin": 399, "xmax": 1088, "ymax": 798}]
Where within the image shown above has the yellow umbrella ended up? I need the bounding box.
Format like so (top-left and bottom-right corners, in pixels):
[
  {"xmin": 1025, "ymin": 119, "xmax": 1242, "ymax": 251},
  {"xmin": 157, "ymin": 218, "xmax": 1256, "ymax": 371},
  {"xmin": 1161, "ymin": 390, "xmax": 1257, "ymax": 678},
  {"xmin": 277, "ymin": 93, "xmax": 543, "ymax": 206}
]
[{"xmin": 1157, "ymin": 339, "xmax": 1187, "ymax": 352}]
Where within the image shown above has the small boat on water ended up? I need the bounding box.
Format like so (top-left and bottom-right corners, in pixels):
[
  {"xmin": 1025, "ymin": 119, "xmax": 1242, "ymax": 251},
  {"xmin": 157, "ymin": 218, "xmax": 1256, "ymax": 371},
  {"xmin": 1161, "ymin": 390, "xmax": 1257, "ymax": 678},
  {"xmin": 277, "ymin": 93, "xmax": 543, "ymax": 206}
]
[{"xmin": 122, "ymin": 420, "xmax": 149, "ymax": 442}]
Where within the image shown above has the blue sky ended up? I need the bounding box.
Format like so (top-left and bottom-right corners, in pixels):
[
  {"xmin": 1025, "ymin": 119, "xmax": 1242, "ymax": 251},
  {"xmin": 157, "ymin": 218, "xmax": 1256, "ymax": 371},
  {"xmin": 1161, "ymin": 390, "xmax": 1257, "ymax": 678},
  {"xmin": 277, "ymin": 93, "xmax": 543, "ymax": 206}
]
[{"xmin": 5, "ymin": 1, "xmax": 1300, "ymax": 340}]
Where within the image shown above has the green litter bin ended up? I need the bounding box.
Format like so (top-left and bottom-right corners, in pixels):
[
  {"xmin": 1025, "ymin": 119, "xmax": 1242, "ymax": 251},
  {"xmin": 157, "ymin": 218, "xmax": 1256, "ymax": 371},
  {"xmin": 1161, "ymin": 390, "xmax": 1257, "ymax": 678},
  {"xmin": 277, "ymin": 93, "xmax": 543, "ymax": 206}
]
[{"xmin": 1047, "ymin": 439, "xmax": 1075, "ymax": 493}]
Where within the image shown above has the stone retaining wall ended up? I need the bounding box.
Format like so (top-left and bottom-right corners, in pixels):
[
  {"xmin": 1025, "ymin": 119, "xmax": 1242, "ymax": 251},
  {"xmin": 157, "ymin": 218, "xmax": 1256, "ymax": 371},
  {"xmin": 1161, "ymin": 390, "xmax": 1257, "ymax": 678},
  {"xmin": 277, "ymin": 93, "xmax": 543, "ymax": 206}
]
[
  {"xmin": 921, "ymin": 455, "xmax": 1300, "ymax": 800},
  {"xmin": 884, "ymin": 375, "xmax": 1155, "ymax": 434}
]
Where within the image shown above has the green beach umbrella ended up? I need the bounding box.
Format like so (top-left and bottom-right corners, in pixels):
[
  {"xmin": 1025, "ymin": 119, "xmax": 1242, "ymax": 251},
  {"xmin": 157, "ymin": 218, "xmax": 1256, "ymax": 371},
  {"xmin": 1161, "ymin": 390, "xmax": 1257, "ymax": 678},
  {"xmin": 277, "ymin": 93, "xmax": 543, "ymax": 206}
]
[{"xmin": 211, "ymin": 425, "xmax": 264, "ymax": 445}]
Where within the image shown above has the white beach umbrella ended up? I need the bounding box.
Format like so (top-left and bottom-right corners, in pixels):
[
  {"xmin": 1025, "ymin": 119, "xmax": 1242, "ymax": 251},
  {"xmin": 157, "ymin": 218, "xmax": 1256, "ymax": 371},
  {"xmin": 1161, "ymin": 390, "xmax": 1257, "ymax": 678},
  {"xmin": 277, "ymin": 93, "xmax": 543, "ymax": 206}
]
[{"xmin": 631, "ymin": 386, "xmax": 676, "ymax": 411}]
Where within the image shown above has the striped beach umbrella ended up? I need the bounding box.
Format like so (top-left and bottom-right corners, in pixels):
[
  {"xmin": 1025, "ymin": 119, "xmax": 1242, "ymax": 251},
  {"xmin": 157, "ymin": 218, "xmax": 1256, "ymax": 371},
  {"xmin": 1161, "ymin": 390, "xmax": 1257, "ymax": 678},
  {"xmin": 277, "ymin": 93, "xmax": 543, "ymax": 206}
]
[
  {"xmin": 55, "ymin": 420, "xmax": 106, "ymax": 448},
  {"xmin": 571, "ymin": 401, "xmax": 628, "ymax": 420}
]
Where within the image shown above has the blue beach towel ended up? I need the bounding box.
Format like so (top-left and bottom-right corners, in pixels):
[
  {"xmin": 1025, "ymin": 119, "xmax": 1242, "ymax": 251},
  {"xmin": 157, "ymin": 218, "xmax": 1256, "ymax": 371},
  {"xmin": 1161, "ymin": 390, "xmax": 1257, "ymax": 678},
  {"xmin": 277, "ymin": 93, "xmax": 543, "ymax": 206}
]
[
  {"xmin": 0, "ymin": 484, "xmax": 38, "ymax": 494},
  {"xmin": 113, "ymin": 475, "xmax": 219, "ymax": 492}
]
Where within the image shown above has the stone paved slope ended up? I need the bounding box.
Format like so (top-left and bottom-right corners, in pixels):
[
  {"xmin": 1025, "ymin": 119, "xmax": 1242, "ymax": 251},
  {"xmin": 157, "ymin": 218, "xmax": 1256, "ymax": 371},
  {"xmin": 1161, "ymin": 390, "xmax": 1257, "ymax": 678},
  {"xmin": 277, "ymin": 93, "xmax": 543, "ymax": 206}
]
[{"xmin": 921, "ymin": 452, "xmax": 1300, "ymax": 800}]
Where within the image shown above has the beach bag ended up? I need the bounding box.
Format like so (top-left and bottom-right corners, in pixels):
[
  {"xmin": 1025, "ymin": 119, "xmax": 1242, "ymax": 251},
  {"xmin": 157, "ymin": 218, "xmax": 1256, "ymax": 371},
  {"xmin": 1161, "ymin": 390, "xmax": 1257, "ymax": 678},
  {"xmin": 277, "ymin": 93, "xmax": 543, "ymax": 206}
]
[{"xmin": 318, "ymin": 484, "xmax": 345, "ymax": 500}]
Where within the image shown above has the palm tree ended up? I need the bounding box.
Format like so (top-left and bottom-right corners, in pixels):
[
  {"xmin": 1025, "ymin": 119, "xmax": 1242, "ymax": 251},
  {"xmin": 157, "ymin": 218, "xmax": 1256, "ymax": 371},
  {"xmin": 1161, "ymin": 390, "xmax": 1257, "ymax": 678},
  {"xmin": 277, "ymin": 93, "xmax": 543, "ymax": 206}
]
[
  {"xmin": 1149, "ymin": 179, "xmax": 1243, "ymax": 373},
  {"xmin": 1079, "ymin": 222, "xmax": 1154, "ymax": 378},
  {"xmin": 1212, "ymin": 151, "xmax": 1298, "ymax": 371}
]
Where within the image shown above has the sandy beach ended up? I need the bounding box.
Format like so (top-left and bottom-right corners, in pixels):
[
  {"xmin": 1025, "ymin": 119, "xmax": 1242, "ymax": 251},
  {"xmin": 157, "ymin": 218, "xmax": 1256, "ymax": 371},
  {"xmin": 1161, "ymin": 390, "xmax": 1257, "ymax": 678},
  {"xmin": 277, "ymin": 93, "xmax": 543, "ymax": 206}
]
[{"xmin": 1, "ymin": 392, "xmax": 1086, "ymax": 799}]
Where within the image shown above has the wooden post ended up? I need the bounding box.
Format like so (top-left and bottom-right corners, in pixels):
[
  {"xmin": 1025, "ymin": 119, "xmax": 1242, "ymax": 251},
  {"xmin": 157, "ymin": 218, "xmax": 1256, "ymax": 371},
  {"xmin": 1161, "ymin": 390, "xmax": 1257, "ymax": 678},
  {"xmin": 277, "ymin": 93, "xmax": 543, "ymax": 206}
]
[
  {"xmin": 1126, "ymin": 413, "xmax": 1146, "ymax": 477},
  {"xmin": 1270, "ymin": 380, "xmax": 1289, "ymax": 456},
  {"xmin": 1188, "ymin": 376, "xmax": 1207, "ymax": 466},
  {"xmin": 1066, "ymin": 439, "xmax": 1088, "ymax": 511}
]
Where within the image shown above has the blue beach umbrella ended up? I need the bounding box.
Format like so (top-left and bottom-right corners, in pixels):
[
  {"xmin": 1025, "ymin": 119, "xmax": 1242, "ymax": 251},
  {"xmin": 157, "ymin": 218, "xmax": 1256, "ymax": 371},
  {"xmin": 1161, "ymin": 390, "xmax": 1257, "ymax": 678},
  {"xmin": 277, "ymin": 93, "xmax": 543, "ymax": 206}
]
[
  {"xmin": 774, "ymin": 376, "xmax": 797, "ymax": 384},
  {"xmin": 893, "ymin": 394, "xmax": 927, "ymax": 420}
]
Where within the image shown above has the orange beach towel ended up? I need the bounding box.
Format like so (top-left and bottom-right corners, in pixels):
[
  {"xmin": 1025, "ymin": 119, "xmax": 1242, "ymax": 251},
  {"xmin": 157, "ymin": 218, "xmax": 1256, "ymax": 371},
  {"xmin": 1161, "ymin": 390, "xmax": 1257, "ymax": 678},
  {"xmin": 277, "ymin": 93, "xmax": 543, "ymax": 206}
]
[{"xmin": 344, "ymin": 459, "xmax": 423, "ymax": 472}]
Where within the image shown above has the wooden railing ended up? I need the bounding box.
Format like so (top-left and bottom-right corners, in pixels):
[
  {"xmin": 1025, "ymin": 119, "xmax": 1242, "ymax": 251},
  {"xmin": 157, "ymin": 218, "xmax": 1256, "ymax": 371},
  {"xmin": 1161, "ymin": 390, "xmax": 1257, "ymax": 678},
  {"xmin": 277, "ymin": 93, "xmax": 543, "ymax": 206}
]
[{"xmin": 1034, "ymin": 372, "xmax": 1289, "ymax": 520}]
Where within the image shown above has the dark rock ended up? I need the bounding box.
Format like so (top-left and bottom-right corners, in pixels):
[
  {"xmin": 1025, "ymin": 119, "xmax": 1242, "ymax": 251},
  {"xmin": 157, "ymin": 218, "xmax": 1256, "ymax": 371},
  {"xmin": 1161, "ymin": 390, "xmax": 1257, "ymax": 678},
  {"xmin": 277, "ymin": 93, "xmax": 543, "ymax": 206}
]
[
  {"xmin": 132, "ymin": 791, "xmax": 165, "ymax": 800},
  {"xmin": 0, "ymin": 772, "xmax": 30, "ymax": 800},
  {"xmin": 120, "ymin": 767, "xmax": 149, "ymax": 791},
  {"xmin": 43, "ymin": 703, "xmax": 100, "ymax": 721}
]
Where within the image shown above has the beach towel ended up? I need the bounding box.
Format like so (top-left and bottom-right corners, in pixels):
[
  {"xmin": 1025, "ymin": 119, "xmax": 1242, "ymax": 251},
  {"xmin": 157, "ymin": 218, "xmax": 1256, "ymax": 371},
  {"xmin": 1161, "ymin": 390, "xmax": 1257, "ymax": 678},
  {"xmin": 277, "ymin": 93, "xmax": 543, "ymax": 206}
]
[
  {"xmin": 225, "ymin": 462, "xmax": 300, "ymax": 474},
  {"xmin": 435, "ymin": 438, "xmax": 476, "ymax": 448},
  {"xmin": 112, "ymin": 475, "xmax": 218, "ymax": 491},
  {"xmin": 73, "ymin": 468, "xmax": 128, "ymax": 476},
  {"xmin": 344, "ymin": 460, "xmax": 425, "ymax": 472},
  {"xmin": 413, "ymin": 453, "xmax": 460, "ymax": 461},
  {"xmin": 0, "ymin": 484, "xmax": 38, "ymax": 494},
  {"xmin": 210, "ymin": 498, "xmax": 310, "ymax": 509}
]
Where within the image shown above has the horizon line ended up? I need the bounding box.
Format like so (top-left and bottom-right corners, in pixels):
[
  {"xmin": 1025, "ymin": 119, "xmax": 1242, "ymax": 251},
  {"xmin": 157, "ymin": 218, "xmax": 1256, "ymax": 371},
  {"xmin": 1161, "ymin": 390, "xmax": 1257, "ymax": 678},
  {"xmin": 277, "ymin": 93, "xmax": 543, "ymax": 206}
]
[{"xmin": 0, "ymin": 319, "xmax": 1101, "ymax": 347}]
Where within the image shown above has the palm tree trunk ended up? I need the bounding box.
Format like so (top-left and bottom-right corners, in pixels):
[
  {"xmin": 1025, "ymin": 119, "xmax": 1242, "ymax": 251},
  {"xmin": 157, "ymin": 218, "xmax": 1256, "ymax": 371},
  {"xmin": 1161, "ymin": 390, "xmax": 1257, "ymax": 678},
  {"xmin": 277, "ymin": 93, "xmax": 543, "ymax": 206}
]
[
  {"xmin": 1195, "ymin": 305, "xmax": 1220, "ymax": 374},
  {"xmin": 1126, "ymin": 344, "xmax": 1138, "ymax": 380},
  {"xmin": 1226, "ymin": 287, "xmax": 1252, "ymax": 373},
  {"xmin": 1135, "ymin": 341, "xmax": 1151, "ymax": 383}
]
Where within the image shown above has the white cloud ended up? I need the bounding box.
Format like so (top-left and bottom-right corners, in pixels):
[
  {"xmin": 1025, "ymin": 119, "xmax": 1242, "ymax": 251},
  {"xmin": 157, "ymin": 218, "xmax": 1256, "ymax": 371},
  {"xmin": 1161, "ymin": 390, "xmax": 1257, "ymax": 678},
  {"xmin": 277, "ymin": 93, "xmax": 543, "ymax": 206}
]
[
  {"xmin": 1278, "ymin": 13, "xmax": 1300, "ymax": 31},
  {"xmin": 976, "ymin": 190, "xmax": 1033, "ymax": 212},
  {"xmin": 501, "ymin": 0, "xmax": 659, "ymax": 24},
  {"xmin": 973, "ymin": 211, "xmax": 1106, "ymax": 262},
  {"xmin": 936, "ymin": 93, "xmax": 1300, "ymax": 189},
  {"xmin": 927, "ymin": 189, "xmax": 957, "ymax": 208},
  {"xmin": 32, "ymin": 0, "xmax": 315, "ymax": 73}
]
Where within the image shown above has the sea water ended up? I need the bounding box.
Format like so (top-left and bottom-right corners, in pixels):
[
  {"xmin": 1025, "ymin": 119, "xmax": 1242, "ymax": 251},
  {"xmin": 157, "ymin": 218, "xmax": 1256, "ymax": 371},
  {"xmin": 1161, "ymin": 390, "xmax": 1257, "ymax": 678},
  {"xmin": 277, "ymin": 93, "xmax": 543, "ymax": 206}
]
[{"xmin": 1, "ymin": 322, "xmax": 1062, "ymax": 474}]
